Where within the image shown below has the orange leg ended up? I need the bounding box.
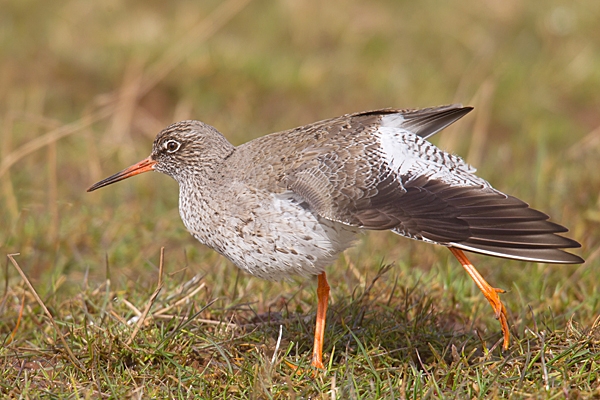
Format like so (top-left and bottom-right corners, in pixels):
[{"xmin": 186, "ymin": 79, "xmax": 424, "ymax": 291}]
[
  {"xmin": 449, "ymin": 247, "xmax": 510, "ymax": 350},
  {"xmin": 311, "ymin": 272, "xmax": 330, "ymax": 369}
]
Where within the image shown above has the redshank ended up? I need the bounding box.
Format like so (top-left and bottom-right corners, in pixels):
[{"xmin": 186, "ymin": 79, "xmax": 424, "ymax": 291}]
[{"xmin": 88, "ymin": 105, "xmax": 583, "ymax": 368}]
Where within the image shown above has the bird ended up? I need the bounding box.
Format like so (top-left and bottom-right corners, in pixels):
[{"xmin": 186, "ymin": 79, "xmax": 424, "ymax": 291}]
[{"xmin": 88, "ymin": 104, "xmax": 583, "ymax": 369}]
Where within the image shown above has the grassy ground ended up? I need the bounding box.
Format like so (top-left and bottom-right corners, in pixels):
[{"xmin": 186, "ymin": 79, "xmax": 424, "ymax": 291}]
[{"xmin": 1, "ymin": 0, "xmax": 599, "ymax": 398}]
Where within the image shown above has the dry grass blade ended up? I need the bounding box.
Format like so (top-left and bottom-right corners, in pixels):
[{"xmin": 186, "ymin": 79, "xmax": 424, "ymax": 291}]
[
  {"xmin": 6, "ymin": 253, "xmax": 83, "ymax": 371},
  {"xmin": 271, "ymin": 324, "xmax": 283, "ymax": 366},
  {"xmin": 157, "ymin": 297, "xmax": 219, "ymax": 350},
  {"xmin": 1, "ymin": 98, "xmax": 20, "ymax": 219},
  {"xmin": 467, "ymin": 79, "xmax": 495, "ymax": 167},
  {"xmin": 108, "ymin": 59, "xmax": 145, "ymax": 154},
  {"xmin": 567, "ymin": 123, "xmax": 600, "ymax": 159},
  {"xmin": 140, "ymin": 0, "xmax": 253, "ymax": 96},
  {"xmin": 127, "ymin": 247, "xmax": 165, "ymax": 345},
  {"xmin": 121, "ymin": 298, "xmax": 142, "ymax": 317},
  {"xmin": 527, "ymin": 306, "xmax": 550, "ymax": 391},
  {"xmin": 153, "ymin": 281, "xmax": 206, "ymax": 316},
  {"xmin": 0, "ymin": 105, "xmax": 115, "ymax": 179},
  {"xmin": 5, "ymin": 291, "xmax": 25, "ymax": 346}
]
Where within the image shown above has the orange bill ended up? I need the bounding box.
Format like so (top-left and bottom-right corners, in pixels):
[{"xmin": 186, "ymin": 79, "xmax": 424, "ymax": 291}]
[{"xmin": 87, "ymin": 157, "xmax": 156, "ymax": 192}]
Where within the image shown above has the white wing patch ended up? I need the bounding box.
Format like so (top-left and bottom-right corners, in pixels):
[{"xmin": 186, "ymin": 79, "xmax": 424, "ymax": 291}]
[
  {"xmin": 376, "ymin": 126, "xmax": 490, "ymax": 188},
  {"xmin": 378, "ymin": 127, "xmax": 423, "ymax": 177},
  {"xmin": 380, "ymin": 113, "xmax": 406, "ymax": 128}
]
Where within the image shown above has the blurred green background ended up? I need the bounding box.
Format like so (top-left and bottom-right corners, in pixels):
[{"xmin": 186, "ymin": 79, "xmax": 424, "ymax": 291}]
[{"xmin": 1, "ymin": 0, "xmax": 599, "ymax": 396}]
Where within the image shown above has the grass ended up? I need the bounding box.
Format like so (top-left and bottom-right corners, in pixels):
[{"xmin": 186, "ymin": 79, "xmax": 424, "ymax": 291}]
[{"xmin": 1, "ymin": 0, "xmax": 599, "ymax": 398}]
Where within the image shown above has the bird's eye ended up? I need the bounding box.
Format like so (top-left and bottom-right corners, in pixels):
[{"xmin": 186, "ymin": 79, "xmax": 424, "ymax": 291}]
[{"xmin": 165, "ymin": 140, "xmax": 181, "ymax": 153}]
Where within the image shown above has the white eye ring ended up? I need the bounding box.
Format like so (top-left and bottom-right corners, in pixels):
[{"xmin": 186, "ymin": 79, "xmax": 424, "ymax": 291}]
[{"xmin": 165, "ymin": 140, "xmax": 181, "ymax": 153}]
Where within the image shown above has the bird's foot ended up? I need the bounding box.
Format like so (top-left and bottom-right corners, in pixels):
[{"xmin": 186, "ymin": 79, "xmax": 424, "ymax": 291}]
[
  {"xmin": 449, "ymin": 247, "xmax": 511, "ymax": 351},
  {"xmin": 483, "ymin": 285, "xmax": 510, "ymax": 350}
]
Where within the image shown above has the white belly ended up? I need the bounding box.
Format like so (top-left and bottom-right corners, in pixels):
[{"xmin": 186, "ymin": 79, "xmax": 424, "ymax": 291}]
[{"xmin": 180, "ymin": 190, "xmax": 359, "ymax": 281}]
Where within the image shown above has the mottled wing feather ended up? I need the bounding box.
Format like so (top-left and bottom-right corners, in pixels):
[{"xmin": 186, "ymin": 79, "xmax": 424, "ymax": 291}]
[
  {"xmin": 283, "ymin": 139, "xmax": 385, "ymax": 227},
  {"xmin": 280, "ymin": 106, "xmax": 582, "ymax": 264},
  {"xmin": 283, "ymin": 105, "xmax": 478, "ymax": 230}
]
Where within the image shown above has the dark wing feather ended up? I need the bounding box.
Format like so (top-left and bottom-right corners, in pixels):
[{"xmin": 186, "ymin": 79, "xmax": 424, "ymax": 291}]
[
  {"xmin": 280, "ymin": 105, "xmax": 583, "ymax": 265},
  {"xmin": 351, "ymin": 104, "xmax": 473, "ymax": 139},
  {"xmin": 392, "ymin": 176, "xmax": 582, "ymax": 264}
]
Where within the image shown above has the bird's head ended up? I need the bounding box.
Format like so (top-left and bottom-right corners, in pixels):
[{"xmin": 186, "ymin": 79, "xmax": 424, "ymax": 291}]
[{"xmin": 87, "ymin": 120, "xmax": 234, "ymax": 192}]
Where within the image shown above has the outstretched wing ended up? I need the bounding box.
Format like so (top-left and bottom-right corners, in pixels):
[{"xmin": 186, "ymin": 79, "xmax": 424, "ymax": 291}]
[{"xmin": 282, "ymin": 105, "xmax": 582, "ymax": 264}]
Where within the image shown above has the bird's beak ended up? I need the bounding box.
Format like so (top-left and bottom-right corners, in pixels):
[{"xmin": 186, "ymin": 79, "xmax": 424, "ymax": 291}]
[{"xmin": 87, "ymin": 157, "xmax": 157, "ymax": 192}]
